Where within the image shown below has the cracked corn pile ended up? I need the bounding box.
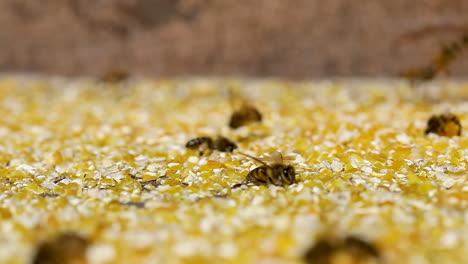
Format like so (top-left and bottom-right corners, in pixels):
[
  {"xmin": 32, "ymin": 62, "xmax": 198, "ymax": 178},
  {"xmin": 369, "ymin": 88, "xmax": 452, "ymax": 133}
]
[{"xmin": 1, "ymin": 77, "xmax": 468, "ymax": 264}]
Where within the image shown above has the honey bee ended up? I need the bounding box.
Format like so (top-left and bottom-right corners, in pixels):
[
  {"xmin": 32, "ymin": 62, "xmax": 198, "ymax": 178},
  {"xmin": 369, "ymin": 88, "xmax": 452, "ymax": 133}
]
[
  {"xmin": 425, "ymin": 113, "xmax": 462, "ymax": 137},
  {"xmin": 401, "ymin": 34, "xmax": 468, "ymax": 84},
  {"xmin": 185, "ymin": 136, "xmax": 237, "ymax": 156},
  {"xmin": 228, "ymin": 89, "xmax": 262, "ymax": 129},
  {"xmin": 232, "ymin": 151, "xmax": 296, "ymax": 188},
  {"xmin": 33, "ymin": 232, "xmax": 89, "ymax": 264},
  {"xmin": 303, "ymin": 236, "xmax": 380, "ymax": 264}
]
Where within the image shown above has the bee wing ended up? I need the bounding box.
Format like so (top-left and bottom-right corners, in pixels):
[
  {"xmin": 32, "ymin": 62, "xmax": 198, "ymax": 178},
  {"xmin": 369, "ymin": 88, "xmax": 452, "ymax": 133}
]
[
  {"xmin": 441, "ymin": 109, "xmax": 455, "ymax": 117},
  {"xmin": 260, "ymin": 151, "xmax": 284, "ymax": 164},
  {"xmin": 238, "ymin": 152, "xmax": 269, "ymax": 166},
  {"xmin": 282, "ymin": 154, "xmax": 296, "ymax": 162},
  {"xmin": 228, "ymin": 86, "xmax": 250, "ymax": 111}
]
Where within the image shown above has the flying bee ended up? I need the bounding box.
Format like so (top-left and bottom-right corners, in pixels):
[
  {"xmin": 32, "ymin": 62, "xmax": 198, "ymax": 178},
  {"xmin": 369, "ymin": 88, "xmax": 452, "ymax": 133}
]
[
  {"xmin": 232, "ymin": 151, "xmax": 296, "ymax": 188},
  {"xmin": 185, "ymin": 136, "xmax": 237, "ymax": 156},
  {"xmin": 425, "ymin": 113, "xmax": 462, "ymax": 137},
  {"xmin": 303, "ymin": 236, "xmax": 380, "ymax": 264},
  {"xmin": 33, "ymin": 232, "xmax": 89, "ymax": 264},
  {"xmin": 228, "ymin": 88, "xmax": 262, "ymax": 129},
  {"xmin": 401, "ymin": 34, "xmax": 468, "ymax": 84}
]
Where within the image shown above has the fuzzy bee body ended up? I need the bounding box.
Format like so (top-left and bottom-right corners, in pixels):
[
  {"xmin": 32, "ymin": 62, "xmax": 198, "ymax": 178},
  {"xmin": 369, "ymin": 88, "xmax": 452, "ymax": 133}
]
[
  {"xmin": 185, "ymin": 136, "xmax": 237, "ymax": 155},
  {"xmin": 228, "ymin": 89, "xmax": 262, "ymax": 129},
  {"xmin": 425, "ymin": 113, "xmax": 461, "ymax": 137},
  {"xmin": 185, "ymin": 136, "xmax": 214, "ymax": 149},
  {"xmin": 245, "ymin": 164, "xmax": 295, "ymax": 186},
  {"xmin": 233, "ymin": 152, "xmax": 296, "ymax": 188},
  {"xmin": 229, "ymin": 105, "xmax": 262, "ymax": 129},
  {"xmin": 213, "ymin": 136, "xmax": 238, "ymax": 152}
]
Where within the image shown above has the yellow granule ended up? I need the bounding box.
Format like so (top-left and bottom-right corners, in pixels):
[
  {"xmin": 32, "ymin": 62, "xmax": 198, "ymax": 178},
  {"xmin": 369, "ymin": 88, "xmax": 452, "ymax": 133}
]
[{"xmin": 1, "ymin": 77, "xmax": 468, "ymax": 264}]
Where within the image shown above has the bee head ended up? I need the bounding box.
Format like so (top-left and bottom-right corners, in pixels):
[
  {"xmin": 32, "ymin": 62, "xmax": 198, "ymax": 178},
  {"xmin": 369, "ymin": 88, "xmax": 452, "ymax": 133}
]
[{"xmin": 281, "ymin": 165, "xmax": 296, "ymax": 185}]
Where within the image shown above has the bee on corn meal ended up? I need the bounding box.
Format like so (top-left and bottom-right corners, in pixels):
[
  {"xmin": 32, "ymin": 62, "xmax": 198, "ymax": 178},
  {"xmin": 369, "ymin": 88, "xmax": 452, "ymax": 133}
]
[
  {"xmin": 425, "ymin": 113, "xmax": 462, "ymax": 137},
  {"xmin": 228, "ymin": 89, "xmax": 262, "ymax": 129},
  {"xmin": 232, "ymin": 151, "xmax": 296, "ymax": 188},
  {"xmin": 185, "ymin": 136, "xmax": 237, "ymax": 156},
  {"xmin": 33, "ymin": 232, "xmax": 89, "ymax": 264},
  {"xmin": 303, "ymin": 236, "xmax": 380, "ymax": 264}
]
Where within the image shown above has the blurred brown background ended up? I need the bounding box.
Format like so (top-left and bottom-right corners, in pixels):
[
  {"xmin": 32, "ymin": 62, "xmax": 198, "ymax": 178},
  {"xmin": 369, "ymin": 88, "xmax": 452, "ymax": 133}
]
[{"xmin": 0, "ymin": 0, "xmax": 467, "ymax": 78}]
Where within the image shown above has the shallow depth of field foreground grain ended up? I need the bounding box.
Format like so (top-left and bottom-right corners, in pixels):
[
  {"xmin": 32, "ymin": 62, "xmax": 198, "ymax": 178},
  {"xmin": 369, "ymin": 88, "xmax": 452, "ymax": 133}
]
[{"xmin": 1, "ymin": 77, "xmax": 468, "ymax": 264}]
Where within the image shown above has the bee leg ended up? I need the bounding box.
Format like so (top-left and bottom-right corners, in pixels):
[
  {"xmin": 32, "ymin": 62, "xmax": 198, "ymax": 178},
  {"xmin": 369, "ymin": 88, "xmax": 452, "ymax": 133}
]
[
  {"xmin": 198, "ymin": 144, "xmax": 213, "ymax": 156},
  {"xmin": 232, "ymin": 177, "xmax": 255, "ymax": 189},
  {"xmin": 206, "ymin": 148, "xmax": 214, "ymax": 157},
  {"xmin": 231, "ymin": 177, "xmax": 250, "ymax": 188},
  {"xmin": 231, "ymin": 183, "xmax": 244, "ymax": 189},
  {"xmin": 256, "ymin": 181, "xmax": 268, "ymax": 186},
  {"xmin": 248, "ymin": 178, "xmax": 267, "ymax": 186}
]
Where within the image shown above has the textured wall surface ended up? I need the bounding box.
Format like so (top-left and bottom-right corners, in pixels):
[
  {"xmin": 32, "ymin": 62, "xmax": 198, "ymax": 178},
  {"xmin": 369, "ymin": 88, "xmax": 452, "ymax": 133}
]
[{"xmin": 0, "ymin": 0, "xmax": 467, "ymax": 78}]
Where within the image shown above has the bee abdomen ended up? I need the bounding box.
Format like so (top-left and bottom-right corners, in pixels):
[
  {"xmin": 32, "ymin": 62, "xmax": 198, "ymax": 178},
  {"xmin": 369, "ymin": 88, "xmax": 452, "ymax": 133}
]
[
  {"xmin": 229, "ymin": 112, "xmax": 245, "ymax": 129},
  {"xmin": 213, "ymin": 137, "xmax": 237, "ymax": 152},
  {"xmin": 246, "ymin": 166, "xmax": 270, "ymax": 184},
  {"xmin": 425, "ymin": 114, "xmax": 462, "ymax": 137},
  {"xmin": 229, "ymin": 106, "xmax": 262, "ymax": 129},
  {"xmin": 425, "ymin": 116, "xmax": 443, "ymax": 135},
  {"xmin": 185, "ymin": 137, "xmax": 213, "ymax": 149}
]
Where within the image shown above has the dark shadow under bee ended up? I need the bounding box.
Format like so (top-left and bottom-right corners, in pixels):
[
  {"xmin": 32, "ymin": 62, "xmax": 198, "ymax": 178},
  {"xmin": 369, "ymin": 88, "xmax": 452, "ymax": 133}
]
[
  {"xmin": 185, "ymin": 136, "xmax": 237, "ymax": 156},
  {"xmin": 32, "ymin": 232, "xmax": 89, "ymax": 264},
  {"xmin": 303, "ymin": 236, "xmax": 380, "ymax": 264},
  {"xmin": 425, "ymin": 113, "xmax": 461, "ymax": 137},
  {"xmin": 232, "ymin": 151, "xmax": 296, "ymax": 188}
]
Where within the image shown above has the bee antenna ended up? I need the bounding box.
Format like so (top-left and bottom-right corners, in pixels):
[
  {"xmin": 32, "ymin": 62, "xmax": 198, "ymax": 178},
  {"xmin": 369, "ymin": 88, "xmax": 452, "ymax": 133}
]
[{"xmin": 237, "ymin": 151, "xmax": 267, "ymax": 166}]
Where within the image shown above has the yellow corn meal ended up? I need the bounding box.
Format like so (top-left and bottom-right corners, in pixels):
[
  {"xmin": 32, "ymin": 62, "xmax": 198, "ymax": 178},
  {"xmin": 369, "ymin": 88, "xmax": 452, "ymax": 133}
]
[{"xmin": 1, "ymin": 77, "xmax": 468, "ymax": 263}]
